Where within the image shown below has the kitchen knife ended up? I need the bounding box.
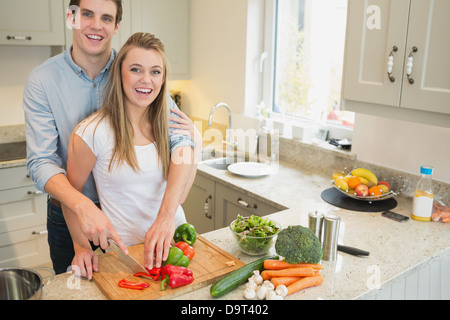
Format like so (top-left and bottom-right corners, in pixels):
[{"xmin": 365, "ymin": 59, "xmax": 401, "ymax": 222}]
[
  {"xmin": 107, "ymin": 239, "xmax": 149, "ymax": 274},
  {"xmin": 337, "ymin": 244, "xmax": 370, "ymax": 257}
]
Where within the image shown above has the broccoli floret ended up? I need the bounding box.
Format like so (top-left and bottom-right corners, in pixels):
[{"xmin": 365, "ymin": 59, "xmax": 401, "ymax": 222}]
[{"xmin": 275, "ymin": 225, "xmax": 323, "ymax": 264}]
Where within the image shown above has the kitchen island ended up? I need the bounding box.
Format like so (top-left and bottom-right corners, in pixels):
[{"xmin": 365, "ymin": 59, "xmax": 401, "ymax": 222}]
[{"xmin": 41, "ymin": 156, "xmax": 450, "ymax": 300}]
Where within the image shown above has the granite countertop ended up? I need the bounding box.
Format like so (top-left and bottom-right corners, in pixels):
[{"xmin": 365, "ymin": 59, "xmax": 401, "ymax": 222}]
[
  {"xmin": 0, "ymin": 125, "xmax": 27, "ymax": 169},
  {"xmin": 41, "ymin": 157, "xmax": 450, "ymax": 300}
]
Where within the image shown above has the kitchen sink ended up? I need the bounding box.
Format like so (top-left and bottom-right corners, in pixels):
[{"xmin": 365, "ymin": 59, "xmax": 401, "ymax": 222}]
[
  {"xmin": 201, "ymin": 156, "xmax": 245, "ymax": 170},
  {"xmin": 200, "ymin": 147, "xmax": 265, "ymax": 170}
]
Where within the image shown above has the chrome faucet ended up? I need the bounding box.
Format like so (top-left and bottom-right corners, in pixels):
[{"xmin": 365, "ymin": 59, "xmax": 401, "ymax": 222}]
[{"xmin": 208, "ymin": 102, "xmax": 237, "ymax": 150}]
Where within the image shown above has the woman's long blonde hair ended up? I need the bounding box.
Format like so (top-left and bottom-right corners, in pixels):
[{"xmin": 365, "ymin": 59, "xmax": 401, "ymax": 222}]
[{"xmin": 93, "ymin": 32, "xmax": 171, "ymax": 179}]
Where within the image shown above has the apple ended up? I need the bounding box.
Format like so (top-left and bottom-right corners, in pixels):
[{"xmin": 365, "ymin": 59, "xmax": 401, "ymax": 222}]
[
  {"xmin": 355, "ymin": 184, "xmax": 369, "ymax": 197},
  {"xmin": 378, "ymin": 180, "xmax": 391, "ymax": 191}
]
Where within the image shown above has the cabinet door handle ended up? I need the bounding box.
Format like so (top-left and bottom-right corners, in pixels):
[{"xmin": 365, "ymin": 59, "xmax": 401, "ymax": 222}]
[
  {"xmin": 32, "ymin": 230, "xmax": 48, "ymax": 236},
  {"xmin": 204, "ymin": 195, "xmax": 212, "ymax": 219},
  {"xmin": 7, "ymin": 35, "xmax": 32, "ymax": 41},
  {"xmin": 406, "ymin": 46, "xmax": 418, "ymax": 84},
  {"xmin": 387, "ymin": 46, "xmax": 398, "ymax": 82},
  {"xmin": 237, "ymin": 198, "xmax": 257, "ymax": 209},
  {"xmin": 27, "ymin": 190, "xmax": 43, "ymax": 196}
]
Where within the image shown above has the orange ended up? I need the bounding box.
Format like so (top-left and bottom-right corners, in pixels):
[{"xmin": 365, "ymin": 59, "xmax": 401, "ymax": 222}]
[
  {"xmin": 347, "ymin": 176, "xmax": 361, "ymax": 189},
  {"xmin": 369, "ymin": 186, "xmax": 383, "ymax": 196}
]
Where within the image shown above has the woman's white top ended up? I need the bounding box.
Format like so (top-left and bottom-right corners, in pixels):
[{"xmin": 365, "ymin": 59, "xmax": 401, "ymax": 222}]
[{"xmin": 75, "ymin": 115, "xmax": 186, "ymax": 246}]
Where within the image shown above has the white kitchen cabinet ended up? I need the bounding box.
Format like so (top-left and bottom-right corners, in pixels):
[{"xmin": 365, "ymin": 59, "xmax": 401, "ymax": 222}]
[
  {"xmin": 342, "ymin": 0, "xmax": 450, "ymax": 126},
  {"xmin": 0, "ymin": 0, "xmax": 65, "ymax": 46},
  {"xmin": 131, "ymin": 0, "xmax": 191, "ymax": 79},
  {"xmin": 64, "ymin": 0, "xmax": 132, "ymax": 53},
  {"xmin": 181, "ymin": 172, "xmax": 215, "ymax": 234},
  {"xmin": 0, "ymin": 166, "xmax": 50, "ymax": 268},
  {"xmin": 361, "ymin": 252, "xmax": 450, "ymax": 300}
]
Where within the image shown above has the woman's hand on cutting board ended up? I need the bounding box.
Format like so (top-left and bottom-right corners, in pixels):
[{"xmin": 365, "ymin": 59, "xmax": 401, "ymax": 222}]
[{"xmin": 143, "ymin": 213, "xmax": 175, "ymax": 269}]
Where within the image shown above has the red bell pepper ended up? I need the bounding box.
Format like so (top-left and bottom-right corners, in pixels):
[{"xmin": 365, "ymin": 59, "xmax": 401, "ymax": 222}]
[
  {"xmin": 118, "ymin": 278, "xmax": 149, "ymax": 290},
  {"xmin": 160, "ymin": 265, "xmax": 194, "ymax": 291},
  {"xmin": 133, "ymin": 266, "xmax": 162, "ymax": 281},
  {"xmin": 174, "ymin": 241, "xmax": 195, "ymax": 261}
]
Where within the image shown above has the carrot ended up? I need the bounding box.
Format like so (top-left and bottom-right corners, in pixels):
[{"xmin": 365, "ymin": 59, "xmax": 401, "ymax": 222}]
[
  {"xmin": 262, "ymin": 266, "xmax": 317, "ymax": 278},
  {"xmin": 264, "ymin": 260, "xmax": 322, "ymax": 270},
  {"xmin": 261, "ymin": 270, "xmax": 271, "ymax": 281},
  {"xmin": 286, "ymin": 273, "xmax": 324, "ymax": 296},
  {"xmin": 271, "ymin": 276, "xmax": 303, "ymax": 288}
]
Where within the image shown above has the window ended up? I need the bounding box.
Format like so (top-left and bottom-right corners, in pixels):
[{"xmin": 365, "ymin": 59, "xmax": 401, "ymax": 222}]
[{"xmin": 268, "ymin": 0, "xmax": 353, "ymax": 128}]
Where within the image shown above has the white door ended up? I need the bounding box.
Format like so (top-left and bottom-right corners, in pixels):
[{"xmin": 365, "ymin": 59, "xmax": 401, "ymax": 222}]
[
  {"xmin": 400, "ymin": 0, "xmax": 450, "ymax": 115},
  {"xmin": 342, "ymin": 0, "xmax": 410, "ymax": 107}
]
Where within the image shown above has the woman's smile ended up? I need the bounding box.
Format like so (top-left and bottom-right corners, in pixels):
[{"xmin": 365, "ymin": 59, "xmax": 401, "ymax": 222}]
[{"xmin": 135, "ymin": 87, "xmax": 153, "ymax": 96}]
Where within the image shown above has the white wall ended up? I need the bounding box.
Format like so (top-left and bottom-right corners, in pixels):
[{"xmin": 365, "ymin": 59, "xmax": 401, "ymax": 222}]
[
  {"xmin": 178, "ymin": 0, "xmax": 249, "ymax": 125},
  {"xmin": 0, "ymin": 46, "xmax": 52, "ymax": 126},
  {"xmin": 352, "ymin": 113, "xmax": 450, "ymax": 183}
]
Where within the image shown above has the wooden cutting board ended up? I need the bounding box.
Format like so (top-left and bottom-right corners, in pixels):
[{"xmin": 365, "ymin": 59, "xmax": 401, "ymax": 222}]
[{"xmin": 92, "ymin": 235, "xmax": 245, "ymax": 300}]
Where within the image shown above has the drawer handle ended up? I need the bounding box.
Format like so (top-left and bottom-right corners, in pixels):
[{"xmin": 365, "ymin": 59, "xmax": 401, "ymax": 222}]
[
  {"xmin": 27, "ymin": 190, "xmax": 43, "ymax": 196},
  {"xmin": 237, "ymin": 198, "xmax": 257, "ymax": 209},
  {"xmin": 204, "ymin": 195, "xmax": 212, "ymax": 219},
  {"xmin": 7, "ymin": 35, "xmax": 32, "ymax": 41},
  {"xmin": 32, "ymin": 230, "xmax": 48, "ymax": 236}
]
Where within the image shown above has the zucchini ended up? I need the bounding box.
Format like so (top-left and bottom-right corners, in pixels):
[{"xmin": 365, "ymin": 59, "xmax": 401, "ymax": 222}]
[{"xmin": 210, "ymin": 255, "xmax": 279, "ymax": 298}]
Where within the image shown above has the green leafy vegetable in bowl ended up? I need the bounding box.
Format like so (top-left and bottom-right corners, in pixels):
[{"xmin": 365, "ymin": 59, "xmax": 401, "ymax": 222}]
[{"xmin": 230, "ymin": 214, "xmax": 281, "ymax": 255}]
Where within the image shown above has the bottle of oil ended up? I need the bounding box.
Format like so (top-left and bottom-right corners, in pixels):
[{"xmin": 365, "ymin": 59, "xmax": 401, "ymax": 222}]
[{"xmin": 411, "ymin": 166, "xmax": 434, "ymax": 221}]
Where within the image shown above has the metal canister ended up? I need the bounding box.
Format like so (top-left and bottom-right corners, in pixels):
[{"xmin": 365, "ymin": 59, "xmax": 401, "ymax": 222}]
[
  {"xmin": 322, "ymin": 214, "xmax": 341, "ymax": 261},
  {"xmin": 308, "ymin": 211, "xmax": 324, "ymax": 241}
]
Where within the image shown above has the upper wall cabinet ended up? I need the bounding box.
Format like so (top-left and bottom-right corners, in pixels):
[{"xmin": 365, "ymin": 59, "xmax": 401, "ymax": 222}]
[
  {"xmin": 131, "ymin": 0, "xmax": 191, "ymax": 79},
  {"xmin": 0, "ymin": 0, "xmax": 65, "ymax": 46},
  {"xmin": 342, "ymin": 0, "xmax": 450, "ymax": 127}
]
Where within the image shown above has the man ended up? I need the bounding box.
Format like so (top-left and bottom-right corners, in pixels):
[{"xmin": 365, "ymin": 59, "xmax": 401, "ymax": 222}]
[{"xmin": 23, "ymin": 0, "xmax": 199, "ymax": 276}]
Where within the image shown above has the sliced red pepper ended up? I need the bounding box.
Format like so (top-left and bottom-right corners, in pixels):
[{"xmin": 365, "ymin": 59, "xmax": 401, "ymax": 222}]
[
  {"xmin": 133, "ymin": 266, "xmax": 162, "ymax": 281},
  {"xmin": 160, "ymin": 265, "xmax": 194, "ymax": 291},
  {"xmin": 174, "ymin": 241, "xmax": 195, "ymax": 261},
  {"xmin": 118, "ymin": 278, "xmax": 149, "ymax": 290}
]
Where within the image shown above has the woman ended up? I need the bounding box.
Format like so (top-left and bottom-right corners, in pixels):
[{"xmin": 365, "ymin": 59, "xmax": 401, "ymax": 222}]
[{"xmin": 64, "ymin": 32, "xmax": 200, "ymax": 279}]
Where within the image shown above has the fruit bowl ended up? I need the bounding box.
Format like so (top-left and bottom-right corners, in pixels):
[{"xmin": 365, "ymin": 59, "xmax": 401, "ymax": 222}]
[
  {"xmin": 331, "ymin": 167, "xmax": 404, "ymax": 202},
  {"xmin": 331, "ymin": 180, "xmax": 398, "ymax": 202}
]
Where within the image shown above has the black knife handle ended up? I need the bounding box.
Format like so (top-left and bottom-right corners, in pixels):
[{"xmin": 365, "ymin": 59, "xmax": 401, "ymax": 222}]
[{"xmin": 337, "ymin": 244, "xmax": 370, "ymax": 256}]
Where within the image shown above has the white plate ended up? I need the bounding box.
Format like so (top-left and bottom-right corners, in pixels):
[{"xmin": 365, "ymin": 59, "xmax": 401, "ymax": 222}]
[{"xmin": 227, "ymin": 162, "xmax": 272, "ymax": 177}]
